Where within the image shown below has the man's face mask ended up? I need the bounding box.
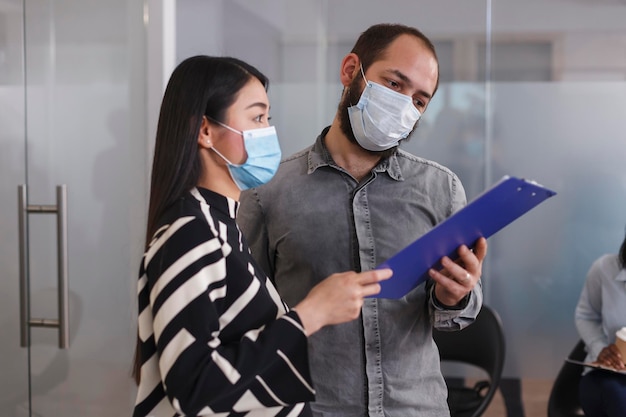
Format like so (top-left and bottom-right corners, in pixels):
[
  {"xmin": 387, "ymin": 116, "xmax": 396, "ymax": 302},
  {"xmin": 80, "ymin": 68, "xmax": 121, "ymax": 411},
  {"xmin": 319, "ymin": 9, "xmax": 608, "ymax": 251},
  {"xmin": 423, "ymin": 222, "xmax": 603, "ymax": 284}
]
[
  {"xmin": 347, "ymin": 65, "xmax": 421, "ymax": 151},
  {"xmin": 210, "ymin": 121, "xmax": 282, "ymax": 191}
]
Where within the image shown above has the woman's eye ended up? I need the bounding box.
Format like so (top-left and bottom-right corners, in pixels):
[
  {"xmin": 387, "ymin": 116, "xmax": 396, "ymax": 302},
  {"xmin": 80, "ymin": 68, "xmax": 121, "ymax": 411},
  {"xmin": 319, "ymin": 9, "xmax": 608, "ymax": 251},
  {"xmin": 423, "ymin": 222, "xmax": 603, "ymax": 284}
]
[{"xmin": 255, "ymin": 115, "xmax": 272, "ymax": 124}]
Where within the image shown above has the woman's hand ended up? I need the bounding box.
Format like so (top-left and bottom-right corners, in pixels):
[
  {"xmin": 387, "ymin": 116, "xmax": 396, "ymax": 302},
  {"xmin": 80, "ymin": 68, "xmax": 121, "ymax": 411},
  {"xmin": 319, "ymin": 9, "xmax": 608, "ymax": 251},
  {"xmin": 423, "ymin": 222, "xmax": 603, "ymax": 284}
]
[
  {"xmin": 293, "ymin": 269, "xmax": 392, "ymax": 336},
  {"xmin": 595, "ymin": 344, "xmax": 625, "ymax": 370}
]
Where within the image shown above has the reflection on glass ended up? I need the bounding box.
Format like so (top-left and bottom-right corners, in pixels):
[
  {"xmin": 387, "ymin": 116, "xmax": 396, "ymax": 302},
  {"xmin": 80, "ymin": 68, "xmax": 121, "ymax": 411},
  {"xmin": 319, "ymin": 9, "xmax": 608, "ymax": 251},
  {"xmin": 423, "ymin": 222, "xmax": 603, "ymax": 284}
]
[{"xmin": 176, "ymin": 0, "xmax": 626, "ymax": 384}]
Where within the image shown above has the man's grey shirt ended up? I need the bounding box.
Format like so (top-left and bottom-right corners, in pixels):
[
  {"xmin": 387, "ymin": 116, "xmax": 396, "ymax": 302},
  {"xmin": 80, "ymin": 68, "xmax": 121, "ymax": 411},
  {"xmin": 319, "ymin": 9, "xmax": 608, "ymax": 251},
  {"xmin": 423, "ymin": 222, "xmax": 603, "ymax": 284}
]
[{"xmin": 238, "ymin": 130, "xmax": 483, "ymax": 417}]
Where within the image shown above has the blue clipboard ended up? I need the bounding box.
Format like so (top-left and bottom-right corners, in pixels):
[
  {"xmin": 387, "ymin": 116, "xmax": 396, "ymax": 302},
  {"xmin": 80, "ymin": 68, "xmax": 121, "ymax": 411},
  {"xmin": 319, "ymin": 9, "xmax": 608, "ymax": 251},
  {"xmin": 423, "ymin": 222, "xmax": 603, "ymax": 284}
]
[{"xmin": 373, "ymin": 176, "xmax": 557, "ymax": 299}]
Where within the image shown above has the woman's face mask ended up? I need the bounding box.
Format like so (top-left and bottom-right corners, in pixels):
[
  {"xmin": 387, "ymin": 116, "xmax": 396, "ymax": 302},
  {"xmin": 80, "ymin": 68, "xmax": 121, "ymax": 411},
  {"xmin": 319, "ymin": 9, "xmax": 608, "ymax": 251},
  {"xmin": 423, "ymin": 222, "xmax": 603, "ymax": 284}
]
[
  {"xmin": 347, "ymin": 65, "xmax": 421, "ymax": 151},
  {"xmin": 210, "ymin": 121, "xmax": 281, "ymax": 191}
]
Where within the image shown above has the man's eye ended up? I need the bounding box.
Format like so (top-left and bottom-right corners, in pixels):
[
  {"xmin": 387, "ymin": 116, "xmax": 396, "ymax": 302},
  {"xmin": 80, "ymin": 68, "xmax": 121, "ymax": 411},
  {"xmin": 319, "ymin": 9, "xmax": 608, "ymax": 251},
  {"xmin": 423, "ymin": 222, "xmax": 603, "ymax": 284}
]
[{"xmin": 388, "ymin": 80, "xmax": 399, "ymax": 89}]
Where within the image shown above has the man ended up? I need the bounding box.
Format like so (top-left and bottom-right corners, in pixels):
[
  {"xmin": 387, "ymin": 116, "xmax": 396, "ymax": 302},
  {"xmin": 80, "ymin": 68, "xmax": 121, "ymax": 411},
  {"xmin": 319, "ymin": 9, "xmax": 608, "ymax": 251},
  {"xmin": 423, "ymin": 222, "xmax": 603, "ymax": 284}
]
[{"xmin": 238, "ymin": 23, "xmax": 488, "ymax": 417}]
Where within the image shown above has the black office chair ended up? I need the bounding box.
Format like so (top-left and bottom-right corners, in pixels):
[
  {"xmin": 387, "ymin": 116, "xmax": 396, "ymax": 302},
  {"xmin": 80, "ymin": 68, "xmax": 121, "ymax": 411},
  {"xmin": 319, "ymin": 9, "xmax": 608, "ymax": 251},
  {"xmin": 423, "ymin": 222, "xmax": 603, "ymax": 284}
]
[
  {"xmin": 433, "ymin": 304, "xmax": 506, "ymax": 417},
  {"xmin": 547, "ymin": 339, "xmax": 586, "ymax": 417}
]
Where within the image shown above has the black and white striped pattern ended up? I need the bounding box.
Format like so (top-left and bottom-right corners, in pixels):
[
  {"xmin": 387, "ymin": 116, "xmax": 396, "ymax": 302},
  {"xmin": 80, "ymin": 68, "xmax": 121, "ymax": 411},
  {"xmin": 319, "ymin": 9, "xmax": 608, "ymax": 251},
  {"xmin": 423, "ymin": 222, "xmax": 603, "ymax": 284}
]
[{"xmin": 134, "ymin": 187, "xmax": 314, "ymax": 417}]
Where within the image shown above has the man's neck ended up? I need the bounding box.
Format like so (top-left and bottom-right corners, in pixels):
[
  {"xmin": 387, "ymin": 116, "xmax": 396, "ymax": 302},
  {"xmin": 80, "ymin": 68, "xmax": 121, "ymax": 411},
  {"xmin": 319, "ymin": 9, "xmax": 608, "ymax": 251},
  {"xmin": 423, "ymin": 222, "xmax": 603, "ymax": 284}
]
[{"xmin": 325, "ymin": 121, "xmax": 381, "ymax": 182}]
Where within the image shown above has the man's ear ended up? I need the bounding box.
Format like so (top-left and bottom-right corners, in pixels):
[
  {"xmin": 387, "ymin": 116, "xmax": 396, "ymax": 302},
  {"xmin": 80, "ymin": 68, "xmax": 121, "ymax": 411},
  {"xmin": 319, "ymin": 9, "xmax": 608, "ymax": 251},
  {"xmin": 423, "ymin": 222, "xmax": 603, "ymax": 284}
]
[
  {"xmin": 197, "ymin": 116, "xmax": 213, "ymax": 149},
  {"xmin": 339, "ymin": 53, "xmax": 360, "ymax": 87}
]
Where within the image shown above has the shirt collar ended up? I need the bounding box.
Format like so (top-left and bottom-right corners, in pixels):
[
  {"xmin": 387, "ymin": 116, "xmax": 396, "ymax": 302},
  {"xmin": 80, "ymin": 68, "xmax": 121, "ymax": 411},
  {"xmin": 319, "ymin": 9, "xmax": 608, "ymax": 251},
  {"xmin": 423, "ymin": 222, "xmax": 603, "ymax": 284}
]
[
  {"xmin": 307, "ymin": 126, "xmax": 404, "ymax": 182},
  {"xmin": 192, "ymin": 186, "xmax": 239, "ymax": 220}
]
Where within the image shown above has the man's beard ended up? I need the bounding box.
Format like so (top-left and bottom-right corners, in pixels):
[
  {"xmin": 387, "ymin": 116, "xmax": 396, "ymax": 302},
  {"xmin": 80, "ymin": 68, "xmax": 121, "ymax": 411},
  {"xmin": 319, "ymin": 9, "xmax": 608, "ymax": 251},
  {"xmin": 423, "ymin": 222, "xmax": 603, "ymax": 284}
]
[{"xmin": 337, "ymin": 75, "xmax": 417, "ymax": 160}]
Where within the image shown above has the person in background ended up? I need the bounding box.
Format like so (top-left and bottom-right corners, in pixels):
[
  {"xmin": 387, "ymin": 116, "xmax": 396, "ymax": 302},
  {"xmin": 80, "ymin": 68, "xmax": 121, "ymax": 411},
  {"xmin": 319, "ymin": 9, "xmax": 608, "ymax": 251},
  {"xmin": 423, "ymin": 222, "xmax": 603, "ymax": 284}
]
[
  {"xmin": 238, "ymin": 23, "xmax": 488, "ymax": 416},
  {"xmin": 575, "ymin": 228, "xmax": 626, "ymax": 417},
  {"xmin": 131, "ymin": 55, "xmax": 391, "ymax": 417}
]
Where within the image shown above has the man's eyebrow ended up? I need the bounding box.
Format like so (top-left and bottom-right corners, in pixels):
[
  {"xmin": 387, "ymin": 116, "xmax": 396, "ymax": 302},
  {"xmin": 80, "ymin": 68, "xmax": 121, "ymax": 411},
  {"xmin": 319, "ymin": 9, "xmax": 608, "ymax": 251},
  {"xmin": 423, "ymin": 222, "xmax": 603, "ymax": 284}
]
[{"xmin": 385, "ymin": 69, "xmax": 433, "ymax": 100}]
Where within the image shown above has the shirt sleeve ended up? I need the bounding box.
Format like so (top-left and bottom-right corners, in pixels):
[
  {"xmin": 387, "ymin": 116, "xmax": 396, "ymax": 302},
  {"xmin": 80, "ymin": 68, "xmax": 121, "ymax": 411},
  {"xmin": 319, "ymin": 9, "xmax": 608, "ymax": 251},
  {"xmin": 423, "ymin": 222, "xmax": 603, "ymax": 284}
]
[
  {"xmin": 448, "ymin": 172, "xmax": 468, "ymax": 216},
  {"xmin": 429, "ymin": 278, "xmax": 484, "ymax": 330},
  {"xmin": 145, "ymin": 216, "xmax": 314, "ymax": 415},
  {"xmin": 575, "ymin": 256, "xmax": 607, "ymax": 361}
]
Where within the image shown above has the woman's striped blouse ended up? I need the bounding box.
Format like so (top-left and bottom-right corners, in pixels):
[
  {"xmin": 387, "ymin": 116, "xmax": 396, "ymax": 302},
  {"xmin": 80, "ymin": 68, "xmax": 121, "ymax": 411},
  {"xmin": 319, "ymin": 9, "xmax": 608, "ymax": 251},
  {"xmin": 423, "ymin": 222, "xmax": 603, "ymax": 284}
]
[{"xmin": 133, "ymin": 187, "xmax": 315, "ymax": 416}]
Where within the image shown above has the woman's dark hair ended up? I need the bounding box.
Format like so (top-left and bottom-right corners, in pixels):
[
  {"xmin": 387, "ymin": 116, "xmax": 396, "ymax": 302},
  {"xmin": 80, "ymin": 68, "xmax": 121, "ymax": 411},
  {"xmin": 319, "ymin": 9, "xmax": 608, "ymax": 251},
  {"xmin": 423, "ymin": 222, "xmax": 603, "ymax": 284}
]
[
  {"xmin": 132, "ymin": 55, "xmax": 268, "ymax": 384},
  {"xmin": 350, "ymin": 23, "xmax": 440, "ymax": 95},
  {"xmin": 618, "ymin": 228, "xmax": 626, "ymax": 268}
]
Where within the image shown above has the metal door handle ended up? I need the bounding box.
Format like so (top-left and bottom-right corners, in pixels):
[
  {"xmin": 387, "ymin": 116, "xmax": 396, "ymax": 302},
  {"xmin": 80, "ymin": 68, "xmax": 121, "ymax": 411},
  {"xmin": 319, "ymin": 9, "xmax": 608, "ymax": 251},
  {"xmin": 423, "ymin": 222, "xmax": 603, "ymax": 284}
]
[{"xmin": 18, "ymin": 184, "xmax": 69, "ymax": 349}]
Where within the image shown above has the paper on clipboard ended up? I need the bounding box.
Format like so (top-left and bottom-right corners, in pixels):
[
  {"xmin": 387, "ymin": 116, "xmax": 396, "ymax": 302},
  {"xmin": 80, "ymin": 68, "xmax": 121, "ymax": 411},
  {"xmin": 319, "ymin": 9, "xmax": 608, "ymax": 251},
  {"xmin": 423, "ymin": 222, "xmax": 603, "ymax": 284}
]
[
  {"xmin": 565, "ymin": 359, "xmax": 626, "ymax": 375},
  {"xmin": 372, "ymin": 176, "xmax": 557, "ymax": 299}
]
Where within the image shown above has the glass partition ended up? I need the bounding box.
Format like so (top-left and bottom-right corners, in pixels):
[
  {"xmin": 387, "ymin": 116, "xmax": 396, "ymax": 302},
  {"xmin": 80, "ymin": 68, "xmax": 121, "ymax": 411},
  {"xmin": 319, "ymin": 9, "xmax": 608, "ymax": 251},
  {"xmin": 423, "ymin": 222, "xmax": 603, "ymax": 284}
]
[
  {"xmin": 0, "ymin": 0, "xmax": 147, "ymax": 414},
  {"xmin": 489, "ymin": 0, "xmax": 626, "ymax": 380},
  {"xmin": 176, "ymin": 0, "xmax": 626, "ymax": 412}
]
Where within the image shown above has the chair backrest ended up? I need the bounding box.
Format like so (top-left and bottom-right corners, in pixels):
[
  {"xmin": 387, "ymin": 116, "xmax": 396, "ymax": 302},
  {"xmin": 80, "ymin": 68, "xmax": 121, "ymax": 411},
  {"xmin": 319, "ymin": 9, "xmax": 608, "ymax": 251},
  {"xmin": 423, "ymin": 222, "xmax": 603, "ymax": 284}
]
[
  {"xmin": 433, "ymin": 304, "xmax": 506, "ymax": 417},
  {"xmin": 547, "ymin": 339, "xmax": 586, "ymax": 417}
]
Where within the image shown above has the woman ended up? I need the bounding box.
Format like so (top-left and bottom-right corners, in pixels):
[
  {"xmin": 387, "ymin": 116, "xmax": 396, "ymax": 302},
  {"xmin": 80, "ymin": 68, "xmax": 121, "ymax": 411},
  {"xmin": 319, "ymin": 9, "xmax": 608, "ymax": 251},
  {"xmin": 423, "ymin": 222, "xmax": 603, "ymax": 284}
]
[
  {"xmin": 575, "ymin": 228, "xmax": 626, "ymax": 417},
  {"xmin": 132, "ymin": 56, "xmax": 391, "ymax": 417}
]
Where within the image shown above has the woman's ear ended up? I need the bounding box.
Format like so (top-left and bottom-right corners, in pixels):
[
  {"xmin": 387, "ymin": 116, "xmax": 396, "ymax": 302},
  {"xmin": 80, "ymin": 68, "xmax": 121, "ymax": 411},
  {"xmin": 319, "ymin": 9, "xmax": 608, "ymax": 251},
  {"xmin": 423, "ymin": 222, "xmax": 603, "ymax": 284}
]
[
  {"xmin": 197, "ymin": 116, "xmax": 213, "ymax": 149},
  {"xmin": 339, "ymin": 53, "xmax": 360, "ymax": 87}
]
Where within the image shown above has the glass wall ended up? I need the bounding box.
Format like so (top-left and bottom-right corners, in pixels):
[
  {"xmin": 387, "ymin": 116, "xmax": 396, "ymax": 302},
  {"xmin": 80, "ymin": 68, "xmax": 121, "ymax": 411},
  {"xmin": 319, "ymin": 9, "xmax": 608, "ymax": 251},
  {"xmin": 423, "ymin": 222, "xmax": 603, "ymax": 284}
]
[
  {"xmin": 488, "ymin": 0, "xmax": 626, "ymax": 381},
  {"xmin": 0, "ymin": 0, "xmax": 147, "ymax": 414},
  {"xmin": 176, "ymin": 0, "xmax": 626, "ymax": 394}
]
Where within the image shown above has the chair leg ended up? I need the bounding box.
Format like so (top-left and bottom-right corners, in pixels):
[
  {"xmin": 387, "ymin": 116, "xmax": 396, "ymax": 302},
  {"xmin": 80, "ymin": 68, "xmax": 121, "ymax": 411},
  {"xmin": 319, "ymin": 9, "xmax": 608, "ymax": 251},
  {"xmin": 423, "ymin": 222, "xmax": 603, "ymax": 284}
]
[{"xmin": 499, "ymin": 377, "xmax": 526, "ymax": 417}]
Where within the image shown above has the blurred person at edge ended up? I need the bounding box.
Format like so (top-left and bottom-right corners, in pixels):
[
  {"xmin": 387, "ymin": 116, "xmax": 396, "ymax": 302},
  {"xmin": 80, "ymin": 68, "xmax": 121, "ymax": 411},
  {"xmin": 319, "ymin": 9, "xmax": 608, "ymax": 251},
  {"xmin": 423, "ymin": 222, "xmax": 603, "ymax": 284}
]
[
  {"xmin": 238, "ymin": 23, "xmax": 488, "ymax": 417},
  {"xmin": 575, "ymin": 227, "xmax": 626, "ymax": 417}
]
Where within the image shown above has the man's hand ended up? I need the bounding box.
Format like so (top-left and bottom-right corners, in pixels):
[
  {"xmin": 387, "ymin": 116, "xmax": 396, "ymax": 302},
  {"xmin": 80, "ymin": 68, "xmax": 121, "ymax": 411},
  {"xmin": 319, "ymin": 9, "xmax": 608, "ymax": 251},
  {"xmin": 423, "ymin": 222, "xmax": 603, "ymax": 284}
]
[{"xmin": 428, "ymin": 237, "xmax": 488, "ymax": 307}]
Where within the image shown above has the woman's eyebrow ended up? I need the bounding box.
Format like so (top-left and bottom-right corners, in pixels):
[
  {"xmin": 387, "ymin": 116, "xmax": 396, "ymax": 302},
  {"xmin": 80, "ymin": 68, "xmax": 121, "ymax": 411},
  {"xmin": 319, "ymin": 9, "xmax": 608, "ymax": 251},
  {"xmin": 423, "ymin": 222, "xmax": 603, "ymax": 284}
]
[{"xmin": 245, "ymin": 102, "xmax": 269, "ymax": 110}]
